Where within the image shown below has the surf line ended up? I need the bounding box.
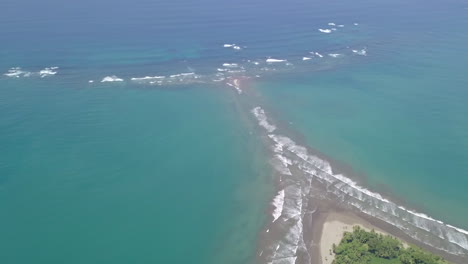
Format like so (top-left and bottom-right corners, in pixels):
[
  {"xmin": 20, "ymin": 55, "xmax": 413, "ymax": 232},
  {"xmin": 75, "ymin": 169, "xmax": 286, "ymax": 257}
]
[{"xmin": 246, "ymin": 103, "xmax": 468, "ymax": 263}]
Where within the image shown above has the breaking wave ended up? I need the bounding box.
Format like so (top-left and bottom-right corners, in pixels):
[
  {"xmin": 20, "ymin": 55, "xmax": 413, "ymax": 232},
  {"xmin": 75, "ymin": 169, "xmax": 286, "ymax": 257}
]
[
  {"xmin": 251, "ymin": 106, "xmax": 468, "ymax": 263},
  {"xmin": 3, "ymin": 66, "xmax": 58, "ymax": 78},
  {"xmin": 272, "ymin": 190, "xmax": 285, "ymax": 222},
  {"xmin": 101, "ymin": 76, "xmax": 124, "ymax": 82},
  {"xmin": 266, "ymin": 58, "xmax": 287, "ymax": 63},
  {"xmin": 328, "ymin": 53, "xmax": 343, "ymax": 58},
  {"xmin": 318, "ymin": 29, "xmax": 332, "ymax": 34},
  {"xmin": 39, "ymin": 67, "xmax": 59, "ymax": 78},
  {"xmin": 352, "ymin": 48, "xmax": 367, "ymax": 56},
  {"xmin": 251, "ymin": 107, "xmax": 277, "ymax": 133}
]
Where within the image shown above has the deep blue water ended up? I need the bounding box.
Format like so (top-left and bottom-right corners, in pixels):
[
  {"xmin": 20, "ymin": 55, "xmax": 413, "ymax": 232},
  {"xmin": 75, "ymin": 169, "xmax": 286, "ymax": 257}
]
[{"xmin": 1, "ymin": 0, "xmax": 468, "ymax": 263}]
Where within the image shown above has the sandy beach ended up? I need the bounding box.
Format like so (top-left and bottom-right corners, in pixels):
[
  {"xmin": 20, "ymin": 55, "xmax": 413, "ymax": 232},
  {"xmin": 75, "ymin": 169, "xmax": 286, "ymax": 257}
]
[
  {"xmin": 318, "ymin": 211, "xmax": 391, "ymax": 264},
  {"xmin": 307, "ymin": 205, "xmax": 466, "ymax": 264}
]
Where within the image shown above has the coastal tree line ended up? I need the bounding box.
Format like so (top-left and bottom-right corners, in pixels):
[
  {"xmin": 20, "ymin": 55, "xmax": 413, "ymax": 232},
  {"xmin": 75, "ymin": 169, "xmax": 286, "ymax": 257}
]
[{"xmin": 332, "ymin": 226, "xmax": 447, "ymax": 264}]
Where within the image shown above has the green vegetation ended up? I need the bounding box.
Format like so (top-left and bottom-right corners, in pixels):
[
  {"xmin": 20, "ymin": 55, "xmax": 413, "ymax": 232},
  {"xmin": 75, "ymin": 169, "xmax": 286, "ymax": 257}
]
[{"xmin": 332, "ymin": 226, "xmax": 447, "ymax": 264}]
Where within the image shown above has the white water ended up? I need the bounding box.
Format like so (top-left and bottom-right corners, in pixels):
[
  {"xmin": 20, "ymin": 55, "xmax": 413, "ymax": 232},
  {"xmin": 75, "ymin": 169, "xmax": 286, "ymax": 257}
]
[
  {"xmin": 101, "ymin": 76, "xmax": 124, "ymax": 82},
  {"xmin": 266, "ymin": 58, "xmax": 287, "ymax": 63},
  {"xmin": 318, "ymin": 29, "xmax": 332, "ymax": 33},
  {"xmin": 328, "ymin": 53, "xmax": 342, "ymax": 58},
  {"xmin": 39, "ymin": 67, "xmax": 58, "ymax": 78},
  {"xmin": 352, "ymin": 48, "xmax": 367, "ymax": 56},
  {"xmin": 251, "ymin": 106, "xmax": 468, "ymax": 261},
  {"xmin": 272, "ymin": 190, "xmax": 285, "ymax": 222},
  {"xmin": 251, "ymin": 107, "xmax": 276, "ymax": 133}
]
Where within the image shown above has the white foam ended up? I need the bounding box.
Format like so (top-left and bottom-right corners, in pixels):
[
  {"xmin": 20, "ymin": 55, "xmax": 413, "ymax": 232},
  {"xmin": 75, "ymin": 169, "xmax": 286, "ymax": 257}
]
[
  {"xmin": 169, "ymin": 72, "xmax": 195, "ymax": 78},
  {"xmin": 271, "ymin": 132, "xmax": 468, "ymax": 253},
  {"xmin": 273, "ymin": 155, "xmax": 292, "ymax": 176},
  {"xmin": 328, "ymin": 22, "xmax": 336, "ymax": 26},
  {"xmin": 272, "ymin": 190, "xmax": 285, "ymax": 222},
  {"xmin": 233, "ymin": 45, "xmax": 241, "ymax": 50},
  {"xmin": 88, "ymin": 80, "xmax": 94, "ymax": 83},
  {"xmin": 318, "ymin": 28, "xmax": 332, "ymax": 33},
  {"xmin": 180, "ymin": 72, "xmax": 195, "ymax": 76},
  {"xmin": 222, "ymin": 63, "xmax": 238, "ymax": 68},
  {"xmin": 331, "ymin": 28, "xmax": 337, "ymax": 31},
  {"xmin": 4, "ymin": 67, "xmax": 25, "ymax": 78},
  {"xmin": 302, "ymin": 57, "xmax": 312, "ymax": 61},
  {"xmin": 338, "ymin": 24, "xmax": 345, "ymax": 27},
  {"xmin": 226, "ymin": 79, "xmax": 242, "ymax": 94},
  {"xmin": 328, "ymin": 53, "xmax": 342, "ymax": 58},
  {"xmin": 251, "ymin": 107, "xmax": 276, "ymax": 133},
  {"xmin": 314, "ymin": 52, "xmax": 324, "ymax": 58},
  {"xmin": 101, "ymin": 75, "xmax": 124, "ymax": 82},
  {"xmin": 253, "ymin": 108, "xmax": 468, "ymax": 254},
  {"xmin": 447, "ymin": 225, "xmax": 468, "ymax": 236},
  {"xmin": 266, "ymin": 58, "xmax": 286, "ymax": 63},
  {"xmin": 131, "ymin": 76, "xmax": 165, "ymax": 81},
  {"xmin": 223, "ymin": 44, "xmax": 234, "ymax": 48},
  {"xmin": 276, "ymin": 154, "xmax": 292, "ymax": 167},
  {"xmin": 352, "ymin": 48, "xmax": 367, "ymax": 56},
  {"xmin": 39, "ymin": 67, "xmax": 58, "ymax": 78}
]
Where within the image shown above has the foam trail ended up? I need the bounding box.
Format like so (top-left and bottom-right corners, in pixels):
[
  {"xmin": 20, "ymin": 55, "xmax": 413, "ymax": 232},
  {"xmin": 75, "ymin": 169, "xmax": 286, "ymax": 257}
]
[
  {"xmin": 266, "ymin": 58, "xmax": 287, "ymax": 63},
  {"xmin": 272, "ymin": 154, "xmax": 292, "ymax": 176},
  {"xmin": 131, "ymin": 76, "xmax": 165, "ymax": 81},
  {"xmin": 272, "ymin": 133, "xmax": 468, "ymax": 254},
  {"xmin": 352, "ymin": 48, "xmax": 367, "ymax": 56},
  {"xmin": 328, "ymin": 53, "xmax": 342, "ymax": 58},
  {"xmin": 226, "ymin": 79, "xmax": 242, "ymax": 94},
  {"xmin": 4, "ymin": 67, "xmax": 25, "ymax": 78},
  {"xmin": 252, "ymin": 105, "xmax": 468, "ymax": 259},
  {"xmin": 251, "ymin": 107, "xmax": 276, "ymax": 133},
  {"xmin": 222, "ymin": 63, "xmax": 238, "ymax": 68},
  {"xmin": 169, "ymin": 72, "xmax": 195, "ymax": 78},
  {"xmin": 318, "ymin": 29, "xmax": 332, "ymax": 33},
  {"xmin": 39, "ymin": 67, "xmax": 58, "ymax": 78},
  {"xmin": 101, "ymin": 76, "xmax": 124, "ymax": 82},
  {"xmin": 272, "ymin": 190, "xmax": 285, "ymax": 222}
]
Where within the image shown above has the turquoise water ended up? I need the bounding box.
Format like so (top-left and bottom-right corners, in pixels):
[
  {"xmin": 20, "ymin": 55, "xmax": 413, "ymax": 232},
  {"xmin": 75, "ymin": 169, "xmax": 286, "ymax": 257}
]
[
  {"xmin": 0, "ymin": 80, "xmax": 271, "ymax": 263},
  {"xmin": 2, "ymin": 0, "xmax": 468, "ymax": 263},
  {"xmin": 256, "ymin": 14, "xmax": 468, "ymax": 229}
]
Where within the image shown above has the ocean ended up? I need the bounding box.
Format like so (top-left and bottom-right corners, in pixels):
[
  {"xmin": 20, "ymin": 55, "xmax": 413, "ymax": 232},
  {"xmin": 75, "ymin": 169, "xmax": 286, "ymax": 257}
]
[{"xmin": 1, "ymin": 0, "xmax": 468, "ymax": 263}]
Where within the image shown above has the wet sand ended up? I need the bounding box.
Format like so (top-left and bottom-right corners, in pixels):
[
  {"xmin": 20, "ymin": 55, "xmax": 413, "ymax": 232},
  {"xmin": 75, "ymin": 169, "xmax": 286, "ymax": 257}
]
[
  {"xmin": 317, "ymin": 211, "xmax": 390, "ymax": 264},
  {"xmin": 307, "ymin": 203, "xmax": 464, "ymax": 264},
  {"xmin": 235, "ymin": 79, "xmax": 466, "ymax": 264}
]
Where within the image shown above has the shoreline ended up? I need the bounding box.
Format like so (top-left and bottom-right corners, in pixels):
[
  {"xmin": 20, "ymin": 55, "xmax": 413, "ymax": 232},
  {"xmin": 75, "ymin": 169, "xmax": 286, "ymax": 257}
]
[
  {"xmin": 308, "ymin": 203, "xmax": 467, "ymax": 264},
  {"xmin": 230, "ymin": 78, "xmax": 468, "ymax": 264},
  {"xmin": 315, "ymin": 209, "xmax": 395, "ymax": 264}
]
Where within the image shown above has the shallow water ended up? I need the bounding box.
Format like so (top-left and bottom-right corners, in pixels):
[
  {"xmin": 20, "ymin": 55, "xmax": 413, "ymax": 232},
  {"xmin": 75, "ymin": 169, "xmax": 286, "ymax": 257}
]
[{"xmin": 1, "ymin": 0, "xmax": 468, "ymax": 263}]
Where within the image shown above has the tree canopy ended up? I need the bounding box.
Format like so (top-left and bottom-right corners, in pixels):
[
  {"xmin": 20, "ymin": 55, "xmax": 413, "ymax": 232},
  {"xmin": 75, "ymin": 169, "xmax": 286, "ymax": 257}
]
[{"xmin": 332, "ymin": 226, "xmax": 447, "ymax": 264}]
